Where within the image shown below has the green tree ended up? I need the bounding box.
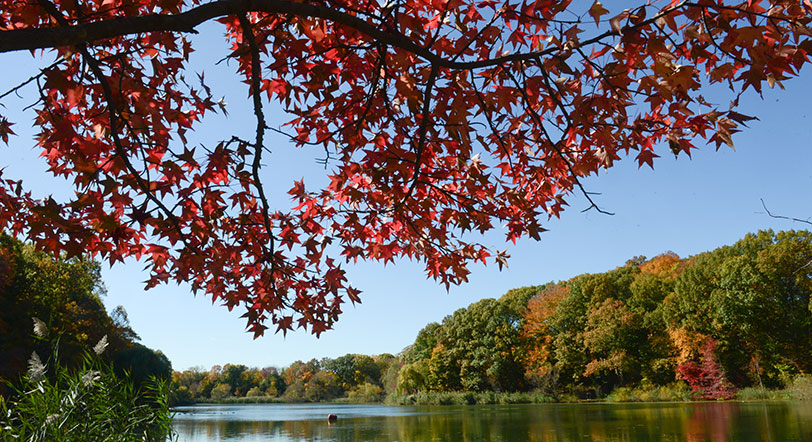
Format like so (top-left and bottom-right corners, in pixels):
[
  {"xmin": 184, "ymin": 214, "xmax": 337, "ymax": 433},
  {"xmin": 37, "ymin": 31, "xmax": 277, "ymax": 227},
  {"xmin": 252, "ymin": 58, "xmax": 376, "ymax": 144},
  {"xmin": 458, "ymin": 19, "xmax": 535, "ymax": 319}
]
[
  {"xmin": 198, "ymin": 365, "xmax": 223, "ymax": 399},
  {"xmin": 548, "ymin": 276, "xmax": 592, "ymax": 391},
  {"xmin": 323, "ymin": 354, "xmax": 381, "ymax": 391},
  {"xmin": 221, "ymin": 364, "xmax": 255, "ymax": 397},
  {"xmin": 0, "ymin": 234, "xmax": 162, "ymax": 396},
  {"xmin": 397, "ymin": 360, "xmax": 429, "ymax": 394},
  {"xmin": 665, "ymin": 230, "xmax": 812, "ymax": 387},
  {"xmin": 0, "ymin": 235, "xmax": 112, "ymax": 389},
  {"xmin": 246, "ymin": 386, "xmax": 263, "ymax": 397},
  {"xmin": 210, "ymin": 383, "xmax": 231, "ymax": 400},
  {"xmin": 403, "ymin": 322, "xmax": 441, "ymax": 363},
  {"xmin": 260, "ymin": 366, "xmax": 285, "ymax": 397},
  {"xmin": 427, "ymin": 344, "xmax": 461, "ymax": 392},
  {"xmin": 628, "ymin": 254, "xmax": 684, "ymax": 385},
  {"xmin": 381, "ymin": 356, "xmax": 404, "ymax": 395},
  {"xmin": 302, "ymin": 371, "xmax": 343, "ymax": 402},
  {"xmin": 582, "ymin": 298, "xmax": 646, "ymax": 391},
  {"xmin": 113, "ymin": 343, "xmax": 172, "ymax": 389}
]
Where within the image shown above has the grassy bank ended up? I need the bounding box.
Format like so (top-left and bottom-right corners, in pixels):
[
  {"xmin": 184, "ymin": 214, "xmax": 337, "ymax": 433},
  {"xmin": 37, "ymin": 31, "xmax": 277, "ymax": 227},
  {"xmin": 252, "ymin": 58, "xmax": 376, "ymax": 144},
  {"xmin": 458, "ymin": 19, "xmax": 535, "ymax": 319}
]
[
  {"xmin": 604, "ymin": 376, "xmax": 812, "ymax": 403},
  {"xmin": 180, "ymin": 376, "xmax": 812, "ymax": 407},
  {"xmin": 604, "ymin": 383, "xmax": 694, "ymax": 402},
  {"xmin": 735, "ymin": 376, "xmax": 812, "ymax": 401}
]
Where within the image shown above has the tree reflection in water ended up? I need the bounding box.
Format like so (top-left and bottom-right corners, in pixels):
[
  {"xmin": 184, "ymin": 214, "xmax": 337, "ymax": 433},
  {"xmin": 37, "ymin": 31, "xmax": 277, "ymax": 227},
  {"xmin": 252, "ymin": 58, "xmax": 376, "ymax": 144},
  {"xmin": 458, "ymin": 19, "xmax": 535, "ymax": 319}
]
[{"xmin": 173, "ymin": 401, "xmax": 812, "ymax": 441}]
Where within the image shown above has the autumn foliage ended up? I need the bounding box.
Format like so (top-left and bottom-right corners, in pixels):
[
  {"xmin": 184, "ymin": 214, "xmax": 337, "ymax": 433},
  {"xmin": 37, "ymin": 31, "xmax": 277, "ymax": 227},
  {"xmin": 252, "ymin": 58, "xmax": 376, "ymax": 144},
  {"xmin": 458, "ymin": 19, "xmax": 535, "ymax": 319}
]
[
  {"xmin": 1, "ymin": 0, "xmax": 811, "ymax": 335},
  {"xmin": 392, "ymin": 230, "xmax": 811, "ymax": 399},
  {"xmin": 676, "ymin": 339, "xmax": 737, "ymax": 400}
]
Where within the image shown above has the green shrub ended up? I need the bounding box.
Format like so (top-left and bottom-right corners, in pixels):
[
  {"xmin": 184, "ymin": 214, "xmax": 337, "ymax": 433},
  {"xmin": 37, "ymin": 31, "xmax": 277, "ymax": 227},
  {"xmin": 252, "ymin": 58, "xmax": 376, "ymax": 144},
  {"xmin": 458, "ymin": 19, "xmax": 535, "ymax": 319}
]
[
  {"xmin": 736, "ymin": 387, "xmax": 777, "ymax": 400},
  {"xmin": 787, "ymin": 375, "xmax": 812, "ymax": 400},
  {"xmin": 245, "ymin": 386, "xmax": 264, "ymax": 397},
  {"xmin": 346, "ymin": 382, "xmax": 384, "ymax": 403},
  {"xmin": 606, "ymin": 387, "xmax": 635, "ymax": 402},
  {"xmin": 168, "ymin": 385, "xmax": 194, "ymax": 406},
  {"xmin": 605, "ymin": 383, "xmax": 692, "ymax": 402},
  {"xmin": 0, "ymin": 323, "xmax": 174, "ymax": 441}
]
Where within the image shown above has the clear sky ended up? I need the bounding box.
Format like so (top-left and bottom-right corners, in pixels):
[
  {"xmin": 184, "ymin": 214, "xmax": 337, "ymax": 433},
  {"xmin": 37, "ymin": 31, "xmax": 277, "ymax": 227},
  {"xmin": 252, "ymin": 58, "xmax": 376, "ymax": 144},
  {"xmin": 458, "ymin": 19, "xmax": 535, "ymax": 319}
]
[{"xmin": 1, "ymin": 21, "xmax": 810, "ymax": 372}]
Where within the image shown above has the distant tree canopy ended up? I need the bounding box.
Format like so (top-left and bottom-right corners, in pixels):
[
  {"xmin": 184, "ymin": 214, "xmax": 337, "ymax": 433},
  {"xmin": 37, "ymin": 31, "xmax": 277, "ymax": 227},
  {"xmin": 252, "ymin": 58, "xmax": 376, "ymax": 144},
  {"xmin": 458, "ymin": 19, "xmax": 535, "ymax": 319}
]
[
  {"xmin": 0, "ymin": 234, "xmax": 170, "ymax": 395},
  {"xmin": 170, "ymin": 352, "xmax": 397, "ymax": 404},
  {"xmin": 167, "ymin": 229, "xmax": 812, "ymax": 403},
  {"xmin": 400, "ymin": 229, "xmax": 812, "ymax": 399}
]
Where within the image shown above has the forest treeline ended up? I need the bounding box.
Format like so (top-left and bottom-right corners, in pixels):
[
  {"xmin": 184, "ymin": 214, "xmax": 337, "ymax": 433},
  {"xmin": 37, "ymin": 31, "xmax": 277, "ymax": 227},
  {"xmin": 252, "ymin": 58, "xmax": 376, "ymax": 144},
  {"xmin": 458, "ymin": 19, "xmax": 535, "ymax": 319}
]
[{"xmin": 170, "ymin": 229, "xmax": 812, "ymax": 404}]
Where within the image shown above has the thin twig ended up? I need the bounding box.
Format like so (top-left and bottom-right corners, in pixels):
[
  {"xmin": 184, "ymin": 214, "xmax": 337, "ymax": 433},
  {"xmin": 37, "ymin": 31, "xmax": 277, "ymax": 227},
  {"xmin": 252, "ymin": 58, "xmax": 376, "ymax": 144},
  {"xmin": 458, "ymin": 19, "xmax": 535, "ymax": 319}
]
[{"xmin": 760, "ymin": 199, "xmax": 812, "ymax": 226}]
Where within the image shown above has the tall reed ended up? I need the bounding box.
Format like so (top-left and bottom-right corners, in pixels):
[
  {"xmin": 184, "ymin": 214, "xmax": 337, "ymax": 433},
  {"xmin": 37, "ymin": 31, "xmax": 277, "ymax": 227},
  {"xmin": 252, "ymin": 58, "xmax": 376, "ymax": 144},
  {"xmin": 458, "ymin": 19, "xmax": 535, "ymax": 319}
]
[{"xmin": 0, "ymin": 318, "xmax": 174, "ymax": 441}]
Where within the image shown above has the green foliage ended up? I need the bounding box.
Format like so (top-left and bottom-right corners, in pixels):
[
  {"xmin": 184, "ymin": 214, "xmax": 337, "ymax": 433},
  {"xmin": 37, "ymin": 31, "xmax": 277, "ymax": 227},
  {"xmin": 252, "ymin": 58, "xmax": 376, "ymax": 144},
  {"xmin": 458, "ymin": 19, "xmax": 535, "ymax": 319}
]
[
  {"xmin": 423, "ymin": 292, "xmax": 531, "ymax": 392},
  {"xmin": 209, "ymin": 383, "xmax": 231, "ymax": 400},
  {"xmin": 734, "ymin": 374, "xmax": 812, "ymax": 400},
  {"xmin": 397, "ymin": 360, "xmax": 429, "ymax": 394},
  {"xmin": 604, "ymin": 383, "xmax": 692, "ymax": 403},
  {"xmin": 787, "ymin": 375, "xmax": 812, "ymax": 400},
  {"xmin": 0, "ymin": 234, "xmax": 164, "ymax": 397},
  {"xmin": 427, "ymin": 344, "xmax": 461, "ymax": 391},
  {"xmin": 169, "ymin": 352, "xmax": 396, "ymax": 404},
  {"xmin": 0, "ymin": 329, "xmax": 173, "ymax": 441},
  {"xmin": 346, "ymin": 382, "xmax": 385, "ymax": 402},
  {"xmin": 380, "ymin": 356, "xmax": 402, "ymax": 395},
  {"xmin": 665, "ymin": 230, "xmax": 812, "ymax": 388},
  {"xmin": 322, "ymin": 354, "xmax": 381, "ymax": 391},
  {"xmin": 245, "ymin": 386, "xmax": 263, "ymax": 397},
  {"xmin": 402, "ymin": 322, "xmax": 441, "ymax": 363},
  {"xmin": 735, "ymin": 387, "xmax": 780, "ymax": 400},
  {"xmin": 385, "ymin": 391, "xmax": 554, "ymax": 406},
  {"xmin": 162, "ymin": 230, "xmax": 812, "ymax": 406},
  {"xmin": 282, "ymin": 371, "xmax": 342, "ymax": 402},
  {"xmin": 113, "ymin": 344, "xmax": 172, "ymax": 389},
  {"xmin": 168, "ymin": 385, "xmax": 193, "ymax": 405},
  {"xmin": 0, "ymin": 235, "xmax": 115, "ymax": 390},
  {"xmin": 390, "ymin": 229, "xmax": 812, "ymax": 403}
]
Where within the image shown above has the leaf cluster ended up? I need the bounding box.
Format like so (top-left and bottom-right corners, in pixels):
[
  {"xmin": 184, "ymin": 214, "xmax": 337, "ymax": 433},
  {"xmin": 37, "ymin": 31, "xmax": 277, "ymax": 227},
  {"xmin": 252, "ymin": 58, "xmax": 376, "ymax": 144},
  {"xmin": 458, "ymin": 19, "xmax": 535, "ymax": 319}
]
[{"xmin": 1, "ymin": 0, "xmax": 810, "ymax": 336}]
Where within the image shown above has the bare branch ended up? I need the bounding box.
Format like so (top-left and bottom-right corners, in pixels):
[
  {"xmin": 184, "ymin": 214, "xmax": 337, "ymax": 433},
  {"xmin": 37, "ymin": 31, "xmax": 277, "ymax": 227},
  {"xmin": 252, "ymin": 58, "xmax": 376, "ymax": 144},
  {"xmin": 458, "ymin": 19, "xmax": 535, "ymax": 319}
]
[{"xmin": 761, "ymin": 199, "xmax": 812, "ymax": 226}]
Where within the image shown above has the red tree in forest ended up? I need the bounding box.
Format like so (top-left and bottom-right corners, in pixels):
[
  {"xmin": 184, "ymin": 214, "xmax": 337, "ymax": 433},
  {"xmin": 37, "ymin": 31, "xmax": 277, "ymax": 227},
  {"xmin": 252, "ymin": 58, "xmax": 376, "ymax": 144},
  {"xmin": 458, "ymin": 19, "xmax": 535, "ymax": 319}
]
[
  {"xmin": 1, "ymin": 0, "xmax": 810, "ymax": 336},
  {"xmin": 676, "ymin": 339, "xmax": 737, "ymax": 400}
]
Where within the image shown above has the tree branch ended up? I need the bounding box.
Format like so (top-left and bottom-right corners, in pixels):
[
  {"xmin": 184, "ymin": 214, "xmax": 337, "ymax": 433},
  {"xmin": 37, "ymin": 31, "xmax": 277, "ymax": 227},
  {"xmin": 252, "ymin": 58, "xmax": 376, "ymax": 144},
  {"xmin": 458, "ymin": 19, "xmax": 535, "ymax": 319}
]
[
  {"xmin": 35, "ymin": 0, "xmax": 190, "ymax": 247},
  {"xmin": 0, "ymin": 0, "xmax": 701, "ymax": 71},
  {"xmin": 393, "ymin": 63, "xmax": 438, "ymax": 211},
  {"xmin": 238, "ymin": 13, "xmax": 276, "ymax": 271},
  {"xmin": 761, "ymin": 199, "xmax": 812, "ymax": 226}
]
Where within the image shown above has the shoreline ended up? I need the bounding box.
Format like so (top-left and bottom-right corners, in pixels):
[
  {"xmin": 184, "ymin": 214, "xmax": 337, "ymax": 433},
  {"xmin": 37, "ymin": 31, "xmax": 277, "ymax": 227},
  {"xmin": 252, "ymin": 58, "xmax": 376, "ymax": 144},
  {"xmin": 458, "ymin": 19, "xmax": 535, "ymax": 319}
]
[{"xmin": 173, "ymin": 385, "xmax": 810, "ymax": 408}]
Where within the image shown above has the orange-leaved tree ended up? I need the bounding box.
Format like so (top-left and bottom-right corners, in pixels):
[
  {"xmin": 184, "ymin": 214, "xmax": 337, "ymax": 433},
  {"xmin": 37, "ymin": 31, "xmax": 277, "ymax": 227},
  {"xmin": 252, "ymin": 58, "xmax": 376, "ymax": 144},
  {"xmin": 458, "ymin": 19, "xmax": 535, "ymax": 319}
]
[{"xmin": 1, "ymin": 0, "xmax": 810, "ymax": 336}]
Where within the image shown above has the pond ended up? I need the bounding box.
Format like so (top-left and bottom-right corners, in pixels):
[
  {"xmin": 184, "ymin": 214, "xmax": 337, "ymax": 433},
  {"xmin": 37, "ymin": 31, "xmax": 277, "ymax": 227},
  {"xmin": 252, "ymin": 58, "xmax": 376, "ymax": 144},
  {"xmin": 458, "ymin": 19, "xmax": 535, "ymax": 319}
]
[{"xmin": 172, "ymin": 400, "xmax": 812, "ymax": 441}]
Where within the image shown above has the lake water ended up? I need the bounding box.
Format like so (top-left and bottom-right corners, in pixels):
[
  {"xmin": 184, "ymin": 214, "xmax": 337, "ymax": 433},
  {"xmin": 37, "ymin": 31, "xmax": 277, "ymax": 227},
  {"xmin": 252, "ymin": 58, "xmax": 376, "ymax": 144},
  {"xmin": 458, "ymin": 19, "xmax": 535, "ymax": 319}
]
[{"xmin": 172, "ymin": 401, "xmax": 812, "ymax": 441}]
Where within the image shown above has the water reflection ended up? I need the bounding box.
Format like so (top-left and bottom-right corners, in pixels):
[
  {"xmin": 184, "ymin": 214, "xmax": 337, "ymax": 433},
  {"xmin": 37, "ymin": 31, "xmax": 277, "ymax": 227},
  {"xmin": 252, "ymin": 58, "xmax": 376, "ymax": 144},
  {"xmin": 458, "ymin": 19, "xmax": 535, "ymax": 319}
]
[{"xmin": 173, "ymin": 401, "xmax": 812, "ymax": 441}]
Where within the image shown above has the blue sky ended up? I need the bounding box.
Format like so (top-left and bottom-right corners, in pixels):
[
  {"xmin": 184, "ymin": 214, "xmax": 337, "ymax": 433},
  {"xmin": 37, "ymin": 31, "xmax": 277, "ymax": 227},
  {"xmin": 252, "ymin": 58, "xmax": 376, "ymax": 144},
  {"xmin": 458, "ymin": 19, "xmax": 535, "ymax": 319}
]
[{"xmin": 1, "ymin": 22, "xmax": 810, "ymax": 371}]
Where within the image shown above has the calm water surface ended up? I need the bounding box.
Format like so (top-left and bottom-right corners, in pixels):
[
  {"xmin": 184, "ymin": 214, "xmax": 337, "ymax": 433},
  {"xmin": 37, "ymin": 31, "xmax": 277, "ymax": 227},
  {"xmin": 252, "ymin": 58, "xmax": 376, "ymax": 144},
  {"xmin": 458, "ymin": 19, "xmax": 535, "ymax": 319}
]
[{"xmin": 172, "ymin": 401, "xmax": 812, "ymax": 441}]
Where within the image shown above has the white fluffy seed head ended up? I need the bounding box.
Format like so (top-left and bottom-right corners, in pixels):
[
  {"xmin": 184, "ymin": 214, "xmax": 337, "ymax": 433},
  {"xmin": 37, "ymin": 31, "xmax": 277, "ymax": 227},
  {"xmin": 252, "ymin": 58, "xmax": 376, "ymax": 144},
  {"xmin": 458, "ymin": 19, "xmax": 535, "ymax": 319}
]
[{"xmin": 93, "ymin": 335, "xmax": 108, "ymax": 356}]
